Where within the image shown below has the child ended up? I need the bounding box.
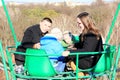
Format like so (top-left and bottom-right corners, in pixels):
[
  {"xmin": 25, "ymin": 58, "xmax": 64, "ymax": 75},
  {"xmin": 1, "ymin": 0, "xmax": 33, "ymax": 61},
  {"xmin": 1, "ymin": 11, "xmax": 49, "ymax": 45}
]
[
  {"xmin": 40, "ymin": 28, "xmax": 66, "ymax": 72},
  {"xmin": 61, "ymin": 31, "xmax": 74, "ymax": 50}
]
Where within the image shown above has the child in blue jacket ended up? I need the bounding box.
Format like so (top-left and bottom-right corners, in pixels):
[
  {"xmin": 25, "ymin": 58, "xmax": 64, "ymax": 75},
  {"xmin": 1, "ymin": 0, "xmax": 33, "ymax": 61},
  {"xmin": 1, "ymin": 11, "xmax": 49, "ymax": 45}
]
[{"xmin": 40, "ymin": 28, "xmax": 67, "ymax": 72}]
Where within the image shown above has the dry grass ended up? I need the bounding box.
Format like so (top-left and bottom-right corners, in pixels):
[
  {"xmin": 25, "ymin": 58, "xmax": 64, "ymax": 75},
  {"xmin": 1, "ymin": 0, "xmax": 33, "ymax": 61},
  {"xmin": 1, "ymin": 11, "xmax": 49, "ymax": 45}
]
[
  {"xmin": 0, "ymin": 69, "xmax": 6, "ymax": 80},
  {"xmin": 1, "ymin": 2, "xmax": 119, "ymax": 46}
]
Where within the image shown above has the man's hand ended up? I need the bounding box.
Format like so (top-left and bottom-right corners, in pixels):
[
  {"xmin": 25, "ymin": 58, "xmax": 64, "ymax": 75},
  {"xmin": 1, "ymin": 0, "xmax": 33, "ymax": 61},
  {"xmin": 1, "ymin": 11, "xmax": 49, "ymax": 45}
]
[{"xmin": 33, "ymin": 43, "xmax": 40, "ymax": 49}]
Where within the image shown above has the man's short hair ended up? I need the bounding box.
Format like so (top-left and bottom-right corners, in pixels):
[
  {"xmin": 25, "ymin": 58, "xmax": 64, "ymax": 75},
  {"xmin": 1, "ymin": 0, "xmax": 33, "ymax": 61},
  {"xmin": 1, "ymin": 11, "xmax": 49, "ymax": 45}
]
[{"xmin": 42, "ymin": 17, "xmax": 52, "ymax": 23}]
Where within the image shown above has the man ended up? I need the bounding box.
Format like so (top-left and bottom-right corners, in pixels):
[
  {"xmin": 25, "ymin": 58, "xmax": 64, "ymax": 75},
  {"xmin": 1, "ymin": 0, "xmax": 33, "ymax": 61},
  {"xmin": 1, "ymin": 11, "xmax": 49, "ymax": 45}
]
[{"xmin": 15, "ymin": 17, "xmax": 52, "ymax": 65}]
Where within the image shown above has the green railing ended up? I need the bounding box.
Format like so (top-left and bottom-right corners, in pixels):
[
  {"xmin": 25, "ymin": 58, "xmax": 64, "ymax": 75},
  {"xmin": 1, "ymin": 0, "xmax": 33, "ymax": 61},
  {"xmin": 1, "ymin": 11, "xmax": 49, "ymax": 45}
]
[
  {"xmin": 1, "ymin": 0, "xmax": 19, "ymax": 47},
  {"xmin": 0, "ymin": 40, "xmax": 9, "ymax": 80},
  {"xmin": 104, "ymin": 2, "xmax": 120, "ymax": 48},
  {"xmin": 5, "ymin": 44, "xmax": 117, "ymax": 80}
]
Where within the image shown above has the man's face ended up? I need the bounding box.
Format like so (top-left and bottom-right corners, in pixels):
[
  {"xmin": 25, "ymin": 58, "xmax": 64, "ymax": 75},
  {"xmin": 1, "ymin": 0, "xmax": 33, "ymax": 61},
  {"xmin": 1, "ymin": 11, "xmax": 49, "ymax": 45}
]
[{"xmin": 40, "ymin": 20, "xmax": 52, "ymax": 33}]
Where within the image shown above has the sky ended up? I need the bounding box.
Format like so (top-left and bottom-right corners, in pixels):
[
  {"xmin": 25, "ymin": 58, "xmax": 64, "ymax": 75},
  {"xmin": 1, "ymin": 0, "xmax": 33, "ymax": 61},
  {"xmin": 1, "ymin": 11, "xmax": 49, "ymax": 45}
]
[{"xmin": 4, "ymin": 0, "xmax": 115, "ymax": 3}]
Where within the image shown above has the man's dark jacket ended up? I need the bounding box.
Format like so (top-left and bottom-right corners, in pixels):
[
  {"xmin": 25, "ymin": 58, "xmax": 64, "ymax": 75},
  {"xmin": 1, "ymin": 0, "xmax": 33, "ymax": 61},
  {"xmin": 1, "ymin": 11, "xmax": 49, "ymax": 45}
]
[{"xmin": 15, "ymin": 24, "xmax": 44, "ymax": 65}]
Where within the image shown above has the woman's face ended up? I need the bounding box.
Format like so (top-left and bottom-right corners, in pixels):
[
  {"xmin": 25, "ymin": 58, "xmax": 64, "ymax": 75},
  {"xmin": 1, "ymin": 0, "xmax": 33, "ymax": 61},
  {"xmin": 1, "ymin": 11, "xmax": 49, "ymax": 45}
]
[{"xmin": 77, "ymin": 18, "xmax": 84, "ymax": 34}]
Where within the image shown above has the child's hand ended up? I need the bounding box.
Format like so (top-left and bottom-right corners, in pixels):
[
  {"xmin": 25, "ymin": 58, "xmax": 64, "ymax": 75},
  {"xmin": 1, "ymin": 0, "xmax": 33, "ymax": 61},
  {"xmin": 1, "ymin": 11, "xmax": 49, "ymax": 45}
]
[
  {"xmin": 62, "ymin": 51, "xmax": 70, "ymax": 57},
  {"xmin": 67, "ymin": 44, "xmax": 74, "ymax": 49},
  {"xmin": 69, "ymin": 47, "xmax": 77, "ymax": 50}
]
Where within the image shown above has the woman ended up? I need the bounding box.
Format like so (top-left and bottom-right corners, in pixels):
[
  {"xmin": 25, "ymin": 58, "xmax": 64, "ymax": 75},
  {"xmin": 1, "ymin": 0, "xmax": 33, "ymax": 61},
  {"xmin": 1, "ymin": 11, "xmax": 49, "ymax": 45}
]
[{"xmin": 63, "ymin": 12, "xmax": 103, "ymax": 75}]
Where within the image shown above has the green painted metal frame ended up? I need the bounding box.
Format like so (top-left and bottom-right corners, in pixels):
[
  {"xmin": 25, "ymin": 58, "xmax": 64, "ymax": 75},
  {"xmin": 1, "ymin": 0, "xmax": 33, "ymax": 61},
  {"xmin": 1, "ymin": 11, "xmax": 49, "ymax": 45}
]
[
  {"xmin": 104, "ymin": 2, "xmax": 120, "ymax": 49},
  {"xmin": 5, "ymin": 44, "xmax": 116, "ymax": 80},
  {"xmin": 0, "ymin": 40, "xmax": 9, "ymax": 80},
  {"xmin": 1, "ymin": 0, "xmax": 20, "ymax": 48},
  {"xmin": 112, "ymin": 45, "xmax": 120, "ymax": 80}
]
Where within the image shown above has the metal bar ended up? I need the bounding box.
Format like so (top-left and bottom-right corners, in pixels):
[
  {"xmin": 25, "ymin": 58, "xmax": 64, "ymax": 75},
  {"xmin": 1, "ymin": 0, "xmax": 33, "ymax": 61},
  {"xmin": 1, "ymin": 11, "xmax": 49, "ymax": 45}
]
[
  {"xmin": 105, "ymin": 3, "xmax": 120, "ymax": 45},
  {"xmin": 0, "ymin": 40, "xmax": 9, "ymax": 80},
  {"xmin": 1, "ymin": 0, "xmax": 18, "ymax": 47}
]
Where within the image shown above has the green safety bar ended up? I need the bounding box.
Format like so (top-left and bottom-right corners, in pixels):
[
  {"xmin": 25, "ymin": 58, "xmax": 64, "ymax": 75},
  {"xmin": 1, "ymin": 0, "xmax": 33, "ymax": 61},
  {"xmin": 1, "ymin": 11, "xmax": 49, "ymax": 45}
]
[
  {"xmin": 1, "ymin": 0, "xmax": 18, "ymax": 47},
  {"xmin": 0, "ymin": 40, "xmax": 9, "ymax": 80},
  {"xmin": 105, "ymin": 3, "xmax": 120, "ymax": 44},
  {"xmin": 112, "ymin": 45, "xmax": 120, "ymax": 80}
]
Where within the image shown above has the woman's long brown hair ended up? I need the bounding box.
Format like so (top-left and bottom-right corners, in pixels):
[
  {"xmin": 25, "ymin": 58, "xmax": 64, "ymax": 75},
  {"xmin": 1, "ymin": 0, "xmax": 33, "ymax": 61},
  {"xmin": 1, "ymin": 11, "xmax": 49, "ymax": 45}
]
[{"xmin": 77, "ymin": 12, "xmax": 100, "ymax": 40}]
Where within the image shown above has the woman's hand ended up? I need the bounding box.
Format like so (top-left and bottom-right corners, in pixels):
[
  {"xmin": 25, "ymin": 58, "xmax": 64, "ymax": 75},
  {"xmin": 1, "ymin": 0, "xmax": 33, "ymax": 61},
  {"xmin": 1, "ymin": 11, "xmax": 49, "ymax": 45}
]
[
  {"xmin": 33, "ymin": 43, "xmax": 40, "ymax": 49},
  {"xmin": 62, "ymin": 51, "xmax": 70, "ymax": 57}
]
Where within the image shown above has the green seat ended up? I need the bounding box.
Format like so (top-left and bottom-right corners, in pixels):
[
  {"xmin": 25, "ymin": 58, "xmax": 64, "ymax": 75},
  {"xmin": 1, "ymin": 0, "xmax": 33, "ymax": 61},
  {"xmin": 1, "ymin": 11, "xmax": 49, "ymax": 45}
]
[
  {"xmin": 25, "ymin": 48, "xmax": 57, "ymax": 77},
  {"xmin": 73, "ymin": 46, "xmax": 115, "ymax": 73},
  {"xmin": 71, "ymin": 36, "xmax": 115, "ymax": 73},
  {"xmin": 93, "ymin": 45, "xmax": 115, "ymax": 72}
]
